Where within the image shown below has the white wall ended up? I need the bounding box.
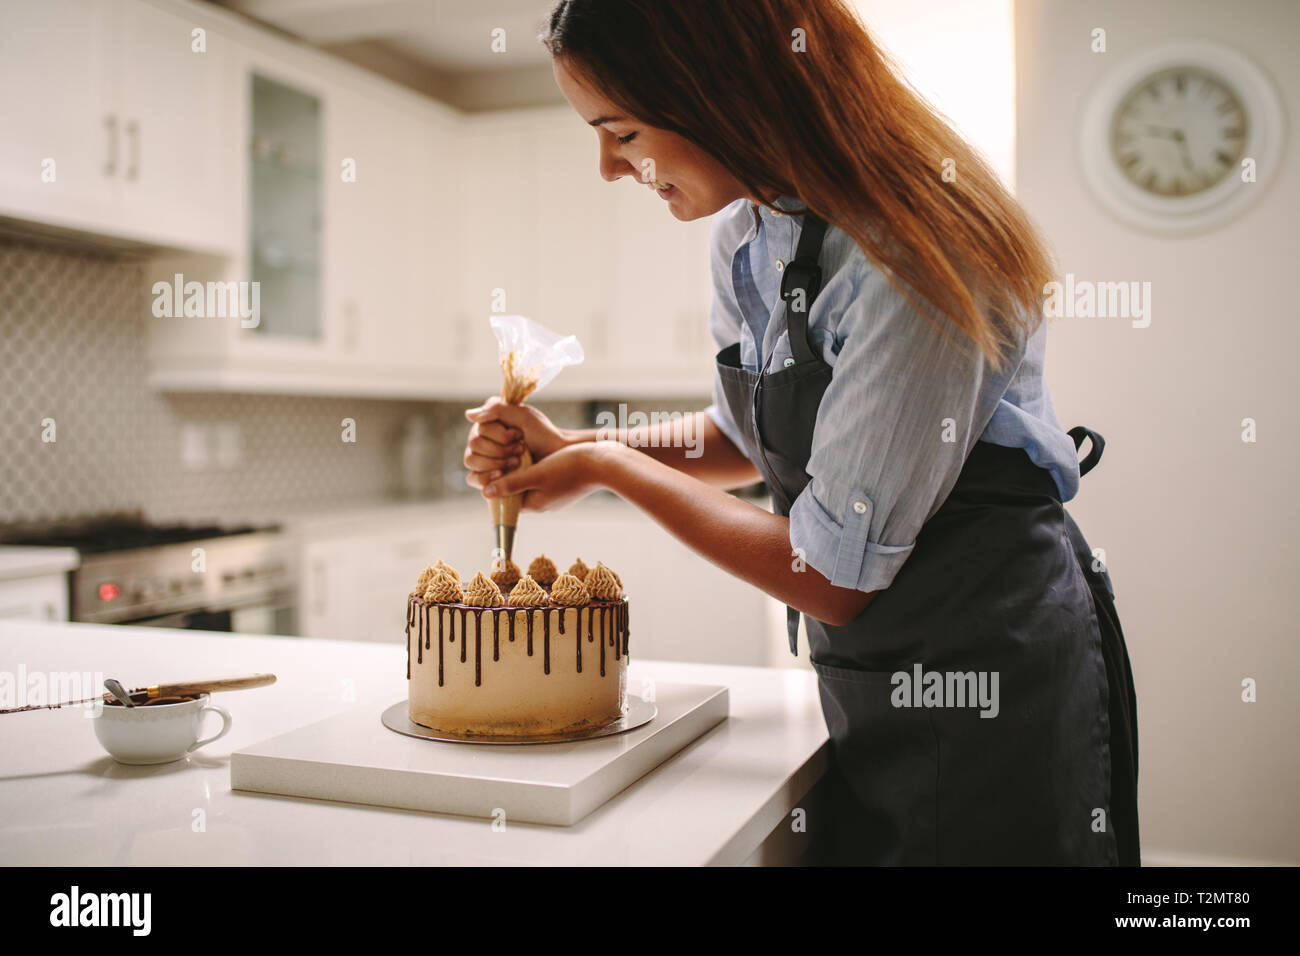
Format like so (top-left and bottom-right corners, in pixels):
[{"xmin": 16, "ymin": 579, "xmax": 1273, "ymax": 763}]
[
  {"xmin": 1016, "ymin": 0, "xmax": 1300, "ymax": 863},
  {"xmin": 855, "ymin": 0, "xmax": 1016, "ymax": 186}
]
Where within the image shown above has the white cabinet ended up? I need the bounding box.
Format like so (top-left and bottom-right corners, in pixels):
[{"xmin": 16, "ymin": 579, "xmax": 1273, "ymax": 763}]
[
  {"xmin": 0, "ymin": 0, "xmax": 116, "ymax": 233},
  {"xmin": 2, "ymin": 1, "xmax": 718, "ymax": 401},
  {"xmin": 457, "ymin": 107, "xmax": 718, "ymax": 400},
  {"xmin": 0, "ymin": 0, "xmax": 239, "ymax": 254},
  {"xmin": 0, "ymin": 576, "xmax": 69, "ymax": 623},
  {"xmin": 298, "ymin": 520, "xmax": 480, "ymax": 643},
  {"xmin": 146, "ymin": 16, "xmax": 467, "ymax": 397},
  {"xmin": 114, "ymin": 0, "xmax": 240, "ymax": 253}
]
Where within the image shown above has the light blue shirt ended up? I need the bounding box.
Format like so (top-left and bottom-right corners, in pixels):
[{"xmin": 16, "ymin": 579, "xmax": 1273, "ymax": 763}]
[{"xmin": 704, "ymin": 197, "xmax": 1080, "ymax": 593}]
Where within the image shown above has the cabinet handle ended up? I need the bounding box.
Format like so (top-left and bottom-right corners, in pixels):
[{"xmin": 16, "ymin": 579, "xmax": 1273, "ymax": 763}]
[
  {"xmin": 125, "ymin": 119, "xmax": 140, "ymax": 181},
  {"xmin": 103, "ymin": 115, "xmax": 117, "ymax": 177}
]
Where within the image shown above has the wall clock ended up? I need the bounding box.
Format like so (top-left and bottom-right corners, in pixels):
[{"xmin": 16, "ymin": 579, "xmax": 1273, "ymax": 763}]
[{"xmin": 1080, "ymin": 40, "xmax": 1284, "ymax": 235}]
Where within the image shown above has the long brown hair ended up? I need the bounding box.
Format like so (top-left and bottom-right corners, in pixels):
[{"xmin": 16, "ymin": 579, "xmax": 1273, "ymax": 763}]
[{"xmin": 543, "ymin": 0, "xmax": 1053, "ymax": 371}]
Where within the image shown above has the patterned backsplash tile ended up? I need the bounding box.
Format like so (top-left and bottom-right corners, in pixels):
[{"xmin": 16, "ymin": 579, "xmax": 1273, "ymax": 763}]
[{"xmin": 0, "ymin": 238, "xmax": 709, "ymax": 527}]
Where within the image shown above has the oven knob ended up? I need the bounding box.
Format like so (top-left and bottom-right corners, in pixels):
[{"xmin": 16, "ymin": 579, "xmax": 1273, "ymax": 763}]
[
  {"xmin": 136, "ymin": 580, "xmax": 156, "ymax": 602},
  {"xmin": 221, "ymin": 571, "xmax": 237, "ymax": 586},
  {"xmin": 169, "ymin": 579, "xmax": 183, "ymax": 595}
]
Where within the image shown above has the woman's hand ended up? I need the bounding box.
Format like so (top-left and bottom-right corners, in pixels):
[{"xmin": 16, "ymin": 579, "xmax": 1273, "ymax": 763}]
[
  {"xmin": 463, "ymin": 396, "xmax": 576, "ymax": 492},
  {"xmin": 480, "ymin": 442, "xmax": 606, "ymax": 512}
]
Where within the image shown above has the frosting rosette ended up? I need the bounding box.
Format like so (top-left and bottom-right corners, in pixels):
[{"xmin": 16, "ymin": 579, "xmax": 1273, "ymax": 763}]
[
  {"xmin": 585, "ymin": 562, "xmax": 623, "ymax": 600},
  {"xmin": 507, "ymin": 575, "xmax": 549, "ymax": 607},
  {"xmin": 566, "ymin": 558, "xmax": 590, "ymax": 582},
  {"xmin": 434, "ymin": 559, "xmax": 460, "ymax": 582},
  {"xmin": 414, "ymin": 564, "xmax": 437, "ymax": 594},
  {"xmin": 422, "ymin": 569, "xmax": 463, "ymax": 604},
  {"xmin": 549, "ymin": 572, "xmax": 591, "ymax": 606},
  {"xmin": 463, "ymin": 571, "xmax": 503, "ymax": 607},
  {"xmin": 490, "ymin": 556, "xmax": 522, "ymax": 591},
  {"xmin": 527, "ymin": 554, "xmax": 558, "ymax": 585}
]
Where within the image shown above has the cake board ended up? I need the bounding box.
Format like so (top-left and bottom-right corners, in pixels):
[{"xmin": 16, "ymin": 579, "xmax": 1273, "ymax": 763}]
[{"xmin": 230, "ymin": 680, "xmax": 729, "ymax": 826}]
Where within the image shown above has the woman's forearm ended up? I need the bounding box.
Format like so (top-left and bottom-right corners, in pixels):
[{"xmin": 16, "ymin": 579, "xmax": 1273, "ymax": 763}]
[
  {"xmin": 590, "ymin": 441, "xmax": 875, "ymax": 626},
  {"xmin": 564, "ymin": 411, "xmax": 760, "ymax": 490}
]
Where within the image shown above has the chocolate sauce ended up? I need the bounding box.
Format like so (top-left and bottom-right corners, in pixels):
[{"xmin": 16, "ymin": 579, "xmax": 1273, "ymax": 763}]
[
  {"xmin": 415, "ymin": 598, "xmax": 423, "ymax": 667},
  {"xmin": 476, "ymin": 613, "xmax": 484, "ymax": 687},
  {"xmin": 409, "ymin": 596, "xmax": 629, "ymax": 684}
]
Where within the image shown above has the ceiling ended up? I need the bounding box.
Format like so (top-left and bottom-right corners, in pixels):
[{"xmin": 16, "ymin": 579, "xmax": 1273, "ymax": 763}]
[{"xmin": 208, "ymin": 0, "xmax": 565, "ymax": 110}]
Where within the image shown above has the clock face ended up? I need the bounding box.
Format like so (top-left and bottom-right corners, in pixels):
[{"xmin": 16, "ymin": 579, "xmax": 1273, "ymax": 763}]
[{"xmin": 1109, "ymin": 66, "xmax": 1249, "ymax": 198}]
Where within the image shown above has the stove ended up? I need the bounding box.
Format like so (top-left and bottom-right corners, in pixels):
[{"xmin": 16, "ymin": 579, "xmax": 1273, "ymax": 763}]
[{"xmin": 0, "ymin": 513, "xmax": 295, "ymax": 630}]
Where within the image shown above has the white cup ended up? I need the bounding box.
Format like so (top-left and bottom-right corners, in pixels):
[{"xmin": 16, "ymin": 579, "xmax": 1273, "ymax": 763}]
[{"xmin": 93, "ymin": 693, "xmax": 232, "ymax": 765}]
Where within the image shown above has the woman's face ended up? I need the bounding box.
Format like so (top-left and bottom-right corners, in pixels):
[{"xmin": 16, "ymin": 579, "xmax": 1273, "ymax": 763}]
[{"xmin": 553, "ymin": 57, "xmax": 749, "ymax": 221}]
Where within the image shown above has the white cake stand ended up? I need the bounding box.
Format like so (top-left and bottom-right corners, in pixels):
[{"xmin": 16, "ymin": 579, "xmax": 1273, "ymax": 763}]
[{"xmin": 381, "ymin": 697, "xmax": 657, "ymax": 745}]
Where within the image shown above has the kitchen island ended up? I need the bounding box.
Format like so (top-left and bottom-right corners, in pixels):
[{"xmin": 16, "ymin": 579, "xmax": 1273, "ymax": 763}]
[{"xmin": 0, "ymin": 621, "xmax": 829, "ymax": 866}]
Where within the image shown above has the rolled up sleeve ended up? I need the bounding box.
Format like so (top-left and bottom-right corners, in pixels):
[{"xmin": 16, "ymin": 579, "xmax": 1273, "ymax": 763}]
[{"xmin": 788, "ymin": 268, "xmax": 1013, "ymax": 593}]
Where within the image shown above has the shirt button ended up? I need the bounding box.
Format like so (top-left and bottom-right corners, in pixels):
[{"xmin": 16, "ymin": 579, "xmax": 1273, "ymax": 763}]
[
  {"xmin": 773, "ymin": 209, "xmax": 785, "ymax": 217},
  {"xmin": 852, "ymin": 500, "xmax": 868, "ymax": 515},
  {"xmin": 775, "ymin": 259, "xmax": 785, "ymax": 272},
  {"xmin": 783, "ymin": 357, "xmax": 796, "ymax": 367}
]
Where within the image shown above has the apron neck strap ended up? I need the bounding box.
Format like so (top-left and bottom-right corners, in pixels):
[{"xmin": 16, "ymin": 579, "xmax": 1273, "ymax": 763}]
[{"xmin": 780, "ymin": 212, "xmax": 829, "ymax": 365}]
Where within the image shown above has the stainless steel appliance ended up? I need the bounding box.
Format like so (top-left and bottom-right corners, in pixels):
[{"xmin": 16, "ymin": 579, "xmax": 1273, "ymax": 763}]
[{"xmin": 0, "ymin": 514, "xmax": 295, "ymax": 632}]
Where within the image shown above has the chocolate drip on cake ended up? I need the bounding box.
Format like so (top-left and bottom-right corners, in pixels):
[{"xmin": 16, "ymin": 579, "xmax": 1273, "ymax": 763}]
[
  {"xmin": 409, "ymin": 596, "xmax": 629, "ymax": 682},
  {"xmin": 476, "ymin": 614, "xmax": 484, "ymax": 687},
  {"xmin": 416, "ymin": 600, "xmax": 424, "ymax": 666}
]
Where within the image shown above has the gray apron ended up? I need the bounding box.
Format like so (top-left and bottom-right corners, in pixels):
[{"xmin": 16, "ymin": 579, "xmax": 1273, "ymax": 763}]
[{"xmin": 715, "ymin": 213, "xmax": 1140, "ymax": 865}]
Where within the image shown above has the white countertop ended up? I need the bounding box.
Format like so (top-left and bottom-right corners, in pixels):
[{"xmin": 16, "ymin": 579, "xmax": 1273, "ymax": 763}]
[
  {"xmin": 0, "ymin": 621, "xmax": 828, "ymax": 865},
  {"xmin": 0, "ymin": 547, "xmax": 79, "ymax": 581}
]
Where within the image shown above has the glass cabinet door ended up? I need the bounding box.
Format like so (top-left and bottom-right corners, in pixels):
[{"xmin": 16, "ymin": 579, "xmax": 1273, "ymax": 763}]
[{"xmin": 248, "ymin": 72, "xmax": 321, "ymax": 339}]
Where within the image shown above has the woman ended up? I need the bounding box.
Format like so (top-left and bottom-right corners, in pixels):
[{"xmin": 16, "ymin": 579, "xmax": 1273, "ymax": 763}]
[{"xmin": 464, "ymin": 0, "xmax": 1139, "ymax": 866}]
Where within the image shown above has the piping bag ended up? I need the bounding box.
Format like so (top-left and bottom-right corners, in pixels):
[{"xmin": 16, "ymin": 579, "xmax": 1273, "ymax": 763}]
[{"xmin": 487, "ymin": 315, "xmax": 584, "ymax": 563}]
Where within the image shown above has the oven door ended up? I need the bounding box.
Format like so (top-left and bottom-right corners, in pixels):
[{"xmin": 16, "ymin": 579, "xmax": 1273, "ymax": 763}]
[{"xmin": 128, "ymin": 591, "xmax": 295, "ymax": 635}]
